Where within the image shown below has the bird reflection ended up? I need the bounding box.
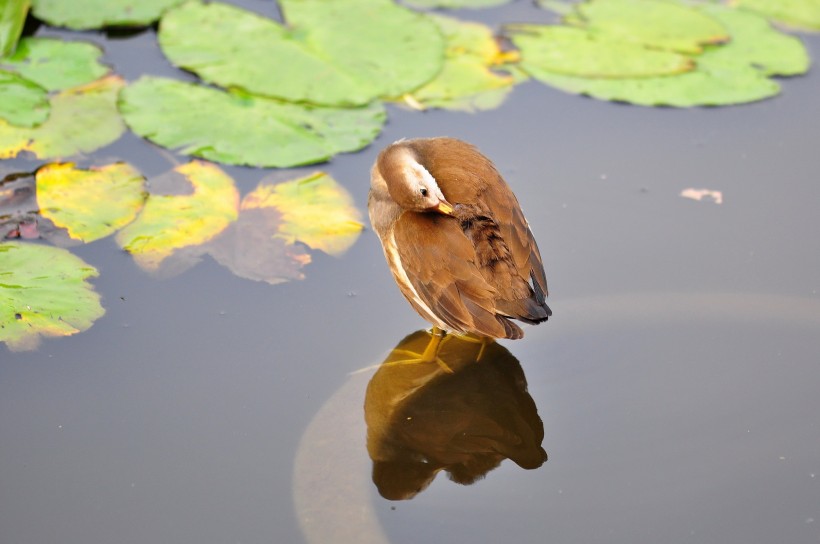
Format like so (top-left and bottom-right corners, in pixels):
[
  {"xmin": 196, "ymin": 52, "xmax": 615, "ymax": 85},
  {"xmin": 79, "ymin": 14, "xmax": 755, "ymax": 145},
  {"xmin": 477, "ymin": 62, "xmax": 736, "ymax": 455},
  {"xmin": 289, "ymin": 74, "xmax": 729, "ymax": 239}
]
[{"xmin": 364, "ymin": 329, "xmax": 547, "ymax": 501}]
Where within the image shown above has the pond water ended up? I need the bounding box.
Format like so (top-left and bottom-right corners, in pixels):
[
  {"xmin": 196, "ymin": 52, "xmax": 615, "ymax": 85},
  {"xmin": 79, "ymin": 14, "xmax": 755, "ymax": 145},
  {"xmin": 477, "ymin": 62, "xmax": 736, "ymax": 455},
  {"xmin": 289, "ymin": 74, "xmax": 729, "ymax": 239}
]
[{"xmin": 2, "ymin": 2, "xmax": 820, "ymax": 544}]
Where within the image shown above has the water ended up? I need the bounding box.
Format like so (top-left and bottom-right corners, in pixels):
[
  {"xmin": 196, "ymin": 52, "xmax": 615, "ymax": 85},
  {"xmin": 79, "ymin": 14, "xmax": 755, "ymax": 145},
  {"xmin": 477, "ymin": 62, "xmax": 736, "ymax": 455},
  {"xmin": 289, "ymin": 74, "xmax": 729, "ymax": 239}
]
[{"xmin": 2, "ymin": 3, "xmax": 820, "ymax": 543}]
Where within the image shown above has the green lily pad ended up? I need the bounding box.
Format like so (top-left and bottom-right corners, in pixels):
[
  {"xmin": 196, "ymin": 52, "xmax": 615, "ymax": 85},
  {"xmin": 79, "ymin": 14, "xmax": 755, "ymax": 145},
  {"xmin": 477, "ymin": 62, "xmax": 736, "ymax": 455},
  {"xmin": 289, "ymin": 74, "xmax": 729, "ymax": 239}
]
[
  {"xmin": 0, "ymin": 0, "xmax": 29, "ymax": 57},
  {"xmin": 568, "ymin": 0, "xmax": 729, "ymax": 54},
  {"xmin": 534, "ymin": 55, "xmax": 779, "ymax": 107},
  {"xmin": 0, "ymin": 69, "xmax": 49, "ymax": 127},
  {"xmin": 1, "ymin": 37, "xmax": 110, "ymax": 91},
  {"xmin": 36, "ymin": 162, "xmax": 146, "ymax": 243},
  {"xmin": 0, "ymin": 75, "xmax": 125, "ymax": 159},
  {"xmin": 733, "ymin": 0, "xmax": 820, "ymax": 31},
  {"xmin": 115, "ymin": 160, "xmax": 239, "ymax": 271},
  {"xmin": 523, "ymin": 4, "xmax": 808, "ymax": 107},
  {"xmin": 508, "ymin": 24, "xmax": 694, "ymax": 78},
  {"xmin": 118, "ymin": 76, "xmax": 386, "ymax": 168},
  {"xmin": 242, "ymin": 172, "xmax": 364, "ymax": 257},
  {"xmin": 402, "ymin": 0, "xmax": 511, "ymax": 9},
  {"xmin": 0, "ymin": 241, "xmax": 104, "ymax": 351},
  {"xmin": 405, "ymin": 16, "xmax": 518, "ymax": 112},
  {"xmin": 158, "ymin": 0, "xmax": 444, "ymax": 106},
  {"xmin": 30, "ymin": 0, "xmax": 186, "ymax": 29},
  {"xmin": 701, "ymin": 4, "xmax": 809, "ymax": 76}
]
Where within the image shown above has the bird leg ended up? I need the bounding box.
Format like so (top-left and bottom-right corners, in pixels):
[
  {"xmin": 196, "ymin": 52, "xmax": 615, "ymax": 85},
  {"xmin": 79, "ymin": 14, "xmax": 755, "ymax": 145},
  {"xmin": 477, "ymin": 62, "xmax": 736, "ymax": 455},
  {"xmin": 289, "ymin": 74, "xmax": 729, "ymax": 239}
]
[
  {"xmin": 449, "ymin": 332, "xmax": 490, "ymax": 361},
  {"xmin": 383, "ymin": 327, "xmax": 454, "ymax": 373}
]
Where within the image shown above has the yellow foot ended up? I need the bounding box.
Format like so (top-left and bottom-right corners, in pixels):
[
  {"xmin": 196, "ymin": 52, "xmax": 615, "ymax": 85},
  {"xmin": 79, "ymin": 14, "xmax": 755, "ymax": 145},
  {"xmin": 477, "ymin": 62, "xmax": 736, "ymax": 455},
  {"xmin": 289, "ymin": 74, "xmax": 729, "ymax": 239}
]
[
  {"xmin": 447, "ymin": 332, "xmax": 491, "ymax": 361},
  {"xmin": 383, "ymin": 329, "xmax": 454, "ymax": 373}
]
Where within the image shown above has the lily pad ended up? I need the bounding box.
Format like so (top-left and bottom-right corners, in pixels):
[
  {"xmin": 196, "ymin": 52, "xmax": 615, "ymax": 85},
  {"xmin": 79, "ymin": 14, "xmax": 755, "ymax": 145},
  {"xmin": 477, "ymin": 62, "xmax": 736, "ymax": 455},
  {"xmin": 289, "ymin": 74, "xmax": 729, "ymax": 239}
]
[
  {"xmin": 115, "ymin": 161, "xmax": 239, "ymax": 271},
  {"xmin": 1, "ymin": 37, "xmax": 111, "ymax": 91},
  {"xmin": 30, "ymin": 0, "xmax": 187, "ymax": 29},
  {"xmin": 522, "ymin": 4, "xmax": 808, "ymax": 107},
  {"xmin": 733, "ymin": 0, "xmax": 820, "ymax": 31},
  {"xmin": 567, "ymin": 0, "xmax": 729, "ymax": 54},
  {"xmin": 0, "ymin": 70, "xmax": 49, "ymax": 127},
  {"xmin": 508, "ymin": 24, "xmax": 694, "ymax": 78},
  {"xmin": 0, "ymin": 0, "xmax": 29, "ymax": 56},
  {"xmin": 0, "ymin": 241, "xmax": 104, "ymax": 351},
  {"xmin": 406, "ymin": 16, "xmax": 519, "ymax": 112},
  {"xmin": 118, "ymin": 76, "xmax": 386, "ymax": 168},
  {"xmin": 36, "ymin": 162, "xmax": 146, "ymax": 243},
  {"xmin": 0, "ymin": 75, "xmax": 126, "ymax": 159},
  {"xmin": 701, "ymin": 4, "xmax": 809, "ymax": 76},
  {"xmin": 534, "ymin": 55, "xmax": 779, "ymax": 107},
  {"xmin": 242, "ymin": 172, "xmax": 364, "ymax": 257},
  {"xmin": 158, "ymin": 0, "xmax": 444, "ymax": 106}
]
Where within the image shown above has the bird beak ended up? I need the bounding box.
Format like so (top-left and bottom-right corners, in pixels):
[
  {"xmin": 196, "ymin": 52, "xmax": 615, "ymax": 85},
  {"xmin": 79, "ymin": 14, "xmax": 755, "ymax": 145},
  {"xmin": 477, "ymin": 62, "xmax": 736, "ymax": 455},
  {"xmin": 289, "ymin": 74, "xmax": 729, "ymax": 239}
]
[{"xmin": 434, "ymin": 200, "xmax": 454, "ymax": 215}]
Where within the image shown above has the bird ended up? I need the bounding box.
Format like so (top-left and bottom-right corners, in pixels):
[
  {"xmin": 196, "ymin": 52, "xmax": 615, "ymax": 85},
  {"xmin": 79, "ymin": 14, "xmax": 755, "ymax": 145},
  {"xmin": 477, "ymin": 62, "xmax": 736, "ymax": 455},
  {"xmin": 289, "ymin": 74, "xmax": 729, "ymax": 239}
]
[{"xmin": 368, "ymin": 137, "xmax": 551, "ymax": 359}]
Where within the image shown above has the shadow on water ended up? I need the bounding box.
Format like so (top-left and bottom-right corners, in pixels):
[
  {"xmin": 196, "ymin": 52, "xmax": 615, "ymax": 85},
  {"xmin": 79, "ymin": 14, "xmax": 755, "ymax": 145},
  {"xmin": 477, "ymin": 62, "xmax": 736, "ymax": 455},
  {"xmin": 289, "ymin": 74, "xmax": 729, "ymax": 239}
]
[
  {"xmin": 365, "ymin": 330, "xmax": 547, "ymax": 500},
  {"xmin": 292, "ymin": 327, "xmax": 548, "ymax": 543}
]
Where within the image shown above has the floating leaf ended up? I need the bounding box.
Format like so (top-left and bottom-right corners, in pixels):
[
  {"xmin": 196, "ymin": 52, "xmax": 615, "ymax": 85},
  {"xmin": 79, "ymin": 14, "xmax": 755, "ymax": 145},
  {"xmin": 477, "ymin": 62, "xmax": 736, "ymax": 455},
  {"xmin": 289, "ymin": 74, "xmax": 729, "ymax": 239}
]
[
  {"xmin": 119, "ymin": 76, "xmax": 386, "ymax": 168},
  {"xmin": 520, "ymin": 4, "xmax": 807, "ymax": 107},
  {"xmin": 0, "ymin": 0, "xmax": 29, "ymax": 56},
  {"xmin": 0, "ymin": 241, "xmax": 104, "ymax": 351},
  {"xmin": 0, "ymin": 75, "xmax": 125, "ymax": 159},
  {"xmin": 30, "ymin": 0, "xmax": 186, "ymax": 29},
  {"xmin": 158, "ymin": 0, "xmax": 444, "ymax": 106},
  {"xmin": 242, "ymin": 172, "xmax": 364, "ymax": 256},
  {"xmin": 532, "ymin": 48, "xmax": 779, "ymax": 107},
  {"xmin": 402, "ymin": 0, "xmax": 511, "ymax": 9},
  {"xmin": 508, "ymin": 24, "xmax": 694, "ymax": 78},
  {"xmin": 567, "ymin": 0, "xmax": 729, "ymax": 54},
  {"xmin": 115, "ymin": 161, "xmax": 239, "ymax": 271},
  {"xmin": 36, "ymin": 162, "xmax": 146, "ymax": 243},
  {"xmin": 0, "ymin": 69, "xmax": 49, "ymax": 127},
  {"xmin": 700, "ymin": 4, "xmax": 809, "ymax": 76},
  {"xmin": 732, "ymin": 0, "xmax": 820, "ymax": 31},
  {"xmin": 406, "ymin": 16, "xmax": 518, "ymax": 112},
  {"xmin": 1, "ymin": 37, "xmax": 110, "ymax": 91}
]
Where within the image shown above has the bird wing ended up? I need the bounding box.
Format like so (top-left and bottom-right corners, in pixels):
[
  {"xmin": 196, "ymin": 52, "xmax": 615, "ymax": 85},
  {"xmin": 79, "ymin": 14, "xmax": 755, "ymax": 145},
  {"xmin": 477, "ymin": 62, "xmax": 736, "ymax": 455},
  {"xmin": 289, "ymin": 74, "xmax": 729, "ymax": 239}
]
[
  {"xmin": 392, "ymin": 212, "xmax": 522, "ymax": 339},
  {"xmin": 485, "ymin": 179, "xmax": 549, "ymax": 302}
]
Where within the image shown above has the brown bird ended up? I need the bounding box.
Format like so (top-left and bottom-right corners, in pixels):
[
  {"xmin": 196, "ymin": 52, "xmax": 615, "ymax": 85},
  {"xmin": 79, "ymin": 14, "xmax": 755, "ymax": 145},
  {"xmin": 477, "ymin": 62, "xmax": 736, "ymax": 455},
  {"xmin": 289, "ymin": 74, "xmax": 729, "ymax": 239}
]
[{"xmin": 368, "ymin": 137, "xmax": 551, "ymax": 350}]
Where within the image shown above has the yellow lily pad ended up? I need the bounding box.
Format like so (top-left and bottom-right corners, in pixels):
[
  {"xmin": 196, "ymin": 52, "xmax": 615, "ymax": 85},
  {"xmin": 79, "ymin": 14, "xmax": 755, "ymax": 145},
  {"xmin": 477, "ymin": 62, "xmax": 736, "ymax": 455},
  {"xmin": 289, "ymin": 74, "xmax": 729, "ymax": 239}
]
[
  {"xmin": 115, "ymin": 161, "xmax": 239, "ymax": 271},
  {"xmin": 0, "ymin": 241, "xmax": 104, "ymax": 351},
  {"xmin": 36, "ymin": 162, "xmax": 147, "ymax": 243},
  {"xmin": 0, "ymin": 75, "xmax": 125, "ymax": 159},
  {"xmin": 405, "ymin": 15, "xmax": 518, "ymax": 112},
  {"xmin": 243, "ymin": 172, "xmax": 364, "ymax": 257}
]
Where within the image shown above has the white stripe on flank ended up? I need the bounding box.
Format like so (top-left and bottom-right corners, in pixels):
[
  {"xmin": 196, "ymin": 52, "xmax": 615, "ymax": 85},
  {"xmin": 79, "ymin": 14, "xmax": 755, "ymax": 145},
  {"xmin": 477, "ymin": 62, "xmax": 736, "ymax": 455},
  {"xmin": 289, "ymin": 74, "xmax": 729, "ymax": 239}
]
[{"xmin": 385, "ymin": 230, "xmax": 448, "ymax": 330}]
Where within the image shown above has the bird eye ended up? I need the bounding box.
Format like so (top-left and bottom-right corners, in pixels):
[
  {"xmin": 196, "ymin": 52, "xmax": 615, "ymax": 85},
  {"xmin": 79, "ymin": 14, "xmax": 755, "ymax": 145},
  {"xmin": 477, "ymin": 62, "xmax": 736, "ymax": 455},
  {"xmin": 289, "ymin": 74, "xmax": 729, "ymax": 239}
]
[{"xmin": 420, "ymin": 187, "xmax": 428, "ymax": 197}]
